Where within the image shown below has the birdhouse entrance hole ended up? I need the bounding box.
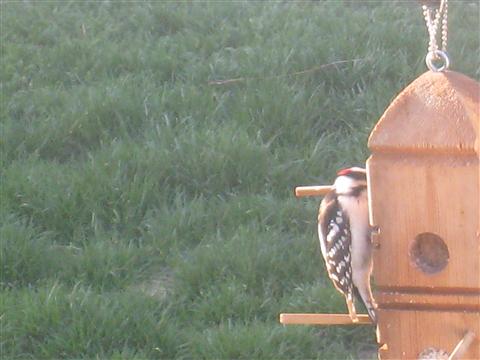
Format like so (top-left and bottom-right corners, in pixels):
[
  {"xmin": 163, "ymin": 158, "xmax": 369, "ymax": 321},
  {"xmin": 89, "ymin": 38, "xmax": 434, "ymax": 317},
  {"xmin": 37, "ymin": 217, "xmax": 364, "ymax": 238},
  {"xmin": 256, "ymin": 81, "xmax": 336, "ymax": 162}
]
[{"xmin": 409, "ymin": 232, "xmax": 449, "ymax": 274}]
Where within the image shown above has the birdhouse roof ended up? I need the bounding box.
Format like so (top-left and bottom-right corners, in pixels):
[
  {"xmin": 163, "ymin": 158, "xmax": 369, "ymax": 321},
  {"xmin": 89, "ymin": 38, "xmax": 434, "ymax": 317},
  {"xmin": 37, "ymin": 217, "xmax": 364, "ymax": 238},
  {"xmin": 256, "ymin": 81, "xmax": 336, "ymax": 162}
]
[{"xmin": 368, "ymin": 71, "xmax": 479, "ymax": 155}]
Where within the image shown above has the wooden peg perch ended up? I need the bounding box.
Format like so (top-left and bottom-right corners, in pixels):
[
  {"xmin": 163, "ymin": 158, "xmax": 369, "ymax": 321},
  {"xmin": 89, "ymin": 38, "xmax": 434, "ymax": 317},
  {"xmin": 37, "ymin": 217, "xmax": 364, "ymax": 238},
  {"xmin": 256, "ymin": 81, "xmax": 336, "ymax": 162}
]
[
  {"xmin": 279, "ymin": 313, "xmax": 372, "ymax": 325},
  {"xmin": 448, "ymin": 331, "xmax": 476, "ymax": 360},
  {"xmin": 294, "ymin": 185, "xmax": 333, "ymax": 197}
]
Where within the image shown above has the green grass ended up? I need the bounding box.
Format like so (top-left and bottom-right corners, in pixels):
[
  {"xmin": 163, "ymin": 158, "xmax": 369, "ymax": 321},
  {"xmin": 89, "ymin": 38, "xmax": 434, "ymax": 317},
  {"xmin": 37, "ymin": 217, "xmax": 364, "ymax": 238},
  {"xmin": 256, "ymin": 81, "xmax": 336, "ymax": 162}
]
[{"xmin": 1, "ymin": 1, "xmax": 479, "ymax": 359}]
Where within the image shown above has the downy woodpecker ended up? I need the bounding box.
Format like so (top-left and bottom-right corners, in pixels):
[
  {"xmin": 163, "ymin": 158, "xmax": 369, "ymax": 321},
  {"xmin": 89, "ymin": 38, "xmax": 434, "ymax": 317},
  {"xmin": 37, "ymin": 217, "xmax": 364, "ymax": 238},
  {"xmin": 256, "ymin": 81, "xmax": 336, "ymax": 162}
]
[{"xmin": 317, "ymin": 167, "xmax": 377, "ymax": 323}]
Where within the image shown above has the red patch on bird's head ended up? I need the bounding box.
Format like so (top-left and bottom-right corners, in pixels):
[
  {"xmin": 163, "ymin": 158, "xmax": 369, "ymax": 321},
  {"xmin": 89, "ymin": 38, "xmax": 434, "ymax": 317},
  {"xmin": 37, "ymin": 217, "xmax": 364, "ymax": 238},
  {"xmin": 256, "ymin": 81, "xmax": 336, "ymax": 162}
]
[{"xmin": 337, "ymin": 168, "xmax": 353, "ymax": 176}]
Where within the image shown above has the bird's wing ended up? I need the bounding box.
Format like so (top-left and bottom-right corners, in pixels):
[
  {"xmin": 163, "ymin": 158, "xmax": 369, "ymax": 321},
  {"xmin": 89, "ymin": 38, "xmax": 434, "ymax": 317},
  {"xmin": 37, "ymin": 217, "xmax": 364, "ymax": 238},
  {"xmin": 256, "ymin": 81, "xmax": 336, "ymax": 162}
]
[{"xmin": 318, "ymin": 192, "xmax": 353, "ymax": 297}]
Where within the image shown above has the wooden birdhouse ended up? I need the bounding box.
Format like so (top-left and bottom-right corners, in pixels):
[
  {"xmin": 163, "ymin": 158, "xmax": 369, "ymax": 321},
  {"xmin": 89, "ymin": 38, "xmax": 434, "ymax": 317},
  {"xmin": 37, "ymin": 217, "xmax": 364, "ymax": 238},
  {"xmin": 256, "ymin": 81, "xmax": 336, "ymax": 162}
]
[{"xmin": 367, "ymin": 70, "xmax": 480, "ymax": 359}]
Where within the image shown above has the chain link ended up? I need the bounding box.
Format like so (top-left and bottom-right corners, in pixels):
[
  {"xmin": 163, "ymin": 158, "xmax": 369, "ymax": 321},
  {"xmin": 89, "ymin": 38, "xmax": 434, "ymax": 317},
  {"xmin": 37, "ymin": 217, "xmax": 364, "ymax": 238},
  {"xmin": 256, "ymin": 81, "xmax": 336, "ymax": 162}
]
[{"xmin": 422, "ymin": 0, "xmax": 449, "ymax": 72}]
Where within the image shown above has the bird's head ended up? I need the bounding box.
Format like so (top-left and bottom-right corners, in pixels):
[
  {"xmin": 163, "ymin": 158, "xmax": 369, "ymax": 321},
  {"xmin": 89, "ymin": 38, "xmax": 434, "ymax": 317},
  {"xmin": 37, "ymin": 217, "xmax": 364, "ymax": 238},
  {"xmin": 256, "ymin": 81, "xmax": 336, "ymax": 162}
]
[{"xmin": 334, "ymin": 167, "xmax": 367, "ymax": 195}]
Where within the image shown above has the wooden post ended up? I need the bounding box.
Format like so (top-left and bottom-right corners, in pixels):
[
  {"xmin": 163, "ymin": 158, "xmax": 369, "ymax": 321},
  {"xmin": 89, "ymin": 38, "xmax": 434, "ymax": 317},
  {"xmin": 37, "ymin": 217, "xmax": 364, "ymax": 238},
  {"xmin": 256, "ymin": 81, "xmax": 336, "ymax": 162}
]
[{"xmin": 367, "ymin": 71, "xmax": 480, "ymax": 359}]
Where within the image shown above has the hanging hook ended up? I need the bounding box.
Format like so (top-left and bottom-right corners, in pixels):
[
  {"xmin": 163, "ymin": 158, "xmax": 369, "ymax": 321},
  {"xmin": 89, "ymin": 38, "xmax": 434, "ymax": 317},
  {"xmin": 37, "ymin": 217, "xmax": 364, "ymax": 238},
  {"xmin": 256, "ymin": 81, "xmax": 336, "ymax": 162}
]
[
  {"xmin": 426, "ymin": 50, "xmax": 450, "ymax": 72},
  {"xmin": 422, "ymin": 0, "xmax": 449, "ymax": 72}
]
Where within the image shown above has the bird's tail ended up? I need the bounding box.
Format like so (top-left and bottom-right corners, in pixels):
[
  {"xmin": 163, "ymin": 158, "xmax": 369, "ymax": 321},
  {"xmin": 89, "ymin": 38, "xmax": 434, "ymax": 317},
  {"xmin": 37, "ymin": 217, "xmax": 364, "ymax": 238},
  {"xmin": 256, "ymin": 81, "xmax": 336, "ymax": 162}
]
[
  {"xmin": 353, "ymin": 286, "xmax": 377, "ymax": 324},
  {"xmin": 365, "ymin": 302, "xmax": 377, "ymax": 324}
]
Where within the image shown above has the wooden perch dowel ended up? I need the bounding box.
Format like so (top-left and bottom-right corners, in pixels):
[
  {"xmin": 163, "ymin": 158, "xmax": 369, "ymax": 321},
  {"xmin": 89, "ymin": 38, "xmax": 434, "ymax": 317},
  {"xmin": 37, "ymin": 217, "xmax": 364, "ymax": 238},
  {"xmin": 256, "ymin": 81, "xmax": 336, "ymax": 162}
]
[
  {"xmin": 279, "ymin": 313, "xmax": 372, "ymax": 325},
  {"xmin": 294, "ymin": 186, "xmax": 333, "ymax": 197},
  {"xmin": 448, "ymin": 331, "xmax": 476, "ymax": 360}
]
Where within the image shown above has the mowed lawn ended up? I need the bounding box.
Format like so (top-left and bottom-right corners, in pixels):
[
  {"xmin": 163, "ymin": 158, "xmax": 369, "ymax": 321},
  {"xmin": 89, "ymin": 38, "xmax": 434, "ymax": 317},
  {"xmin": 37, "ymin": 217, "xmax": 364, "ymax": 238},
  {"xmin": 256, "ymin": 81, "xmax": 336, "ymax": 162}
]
[{"xmin": 1, "ymin": 1, "xmax": 479, "ymax": 359}]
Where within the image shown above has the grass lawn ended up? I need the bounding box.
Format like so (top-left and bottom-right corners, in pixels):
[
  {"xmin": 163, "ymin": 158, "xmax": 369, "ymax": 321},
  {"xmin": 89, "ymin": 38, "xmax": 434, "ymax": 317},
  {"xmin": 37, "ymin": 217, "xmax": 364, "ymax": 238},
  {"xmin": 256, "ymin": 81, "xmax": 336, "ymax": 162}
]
[{"xmin": 1, "ymin": 1, "xmax": 479, "ymax": 359}]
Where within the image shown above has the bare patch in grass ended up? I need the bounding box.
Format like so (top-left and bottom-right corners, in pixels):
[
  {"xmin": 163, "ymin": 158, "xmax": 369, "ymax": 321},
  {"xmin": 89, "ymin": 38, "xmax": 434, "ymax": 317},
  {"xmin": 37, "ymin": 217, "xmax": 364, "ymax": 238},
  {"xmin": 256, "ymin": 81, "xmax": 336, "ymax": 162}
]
[{"xmin": 131, "ymin": 269, "xmax": 174, "ymax": 301}]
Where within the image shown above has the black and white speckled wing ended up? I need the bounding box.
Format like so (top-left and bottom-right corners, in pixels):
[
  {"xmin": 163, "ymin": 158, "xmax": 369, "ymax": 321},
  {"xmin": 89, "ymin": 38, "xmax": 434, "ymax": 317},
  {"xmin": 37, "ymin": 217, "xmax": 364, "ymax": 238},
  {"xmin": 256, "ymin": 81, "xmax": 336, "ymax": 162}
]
[{"xmin": 318, "ymin": 191, "xmax": 353, "ymax": 298}]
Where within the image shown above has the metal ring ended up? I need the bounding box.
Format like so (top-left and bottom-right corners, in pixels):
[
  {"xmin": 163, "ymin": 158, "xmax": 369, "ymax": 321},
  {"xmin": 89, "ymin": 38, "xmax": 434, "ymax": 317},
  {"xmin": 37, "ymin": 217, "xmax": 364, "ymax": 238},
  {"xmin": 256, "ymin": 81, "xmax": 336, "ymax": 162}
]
[{"xmin": 425, "ymin": 50, "xmax": 450, "ymax": 72}]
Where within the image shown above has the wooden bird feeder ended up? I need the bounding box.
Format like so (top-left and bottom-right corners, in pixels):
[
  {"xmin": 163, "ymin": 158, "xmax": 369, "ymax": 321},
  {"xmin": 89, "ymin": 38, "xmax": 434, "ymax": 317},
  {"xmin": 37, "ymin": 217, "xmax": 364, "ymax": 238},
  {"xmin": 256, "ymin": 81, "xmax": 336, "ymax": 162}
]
[
  {"xmin": 368, "ymin": 71, "xmax": 479, "ymax": 359},
  {"xmin": 280, "ymin": 70, "xmax": 480, "ymax": 359}
]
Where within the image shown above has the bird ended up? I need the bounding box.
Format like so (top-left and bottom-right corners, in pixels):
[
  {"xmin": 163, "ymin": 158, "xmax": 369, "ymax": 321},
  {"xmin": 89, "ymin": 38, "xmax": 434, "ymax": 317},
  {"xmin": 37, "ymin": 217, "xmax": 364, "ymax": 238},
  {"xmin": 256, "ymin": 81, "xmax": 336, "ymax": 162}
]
[{"xmin": 317, "ymin": 166, "xmax": 377, "ymax": 324}]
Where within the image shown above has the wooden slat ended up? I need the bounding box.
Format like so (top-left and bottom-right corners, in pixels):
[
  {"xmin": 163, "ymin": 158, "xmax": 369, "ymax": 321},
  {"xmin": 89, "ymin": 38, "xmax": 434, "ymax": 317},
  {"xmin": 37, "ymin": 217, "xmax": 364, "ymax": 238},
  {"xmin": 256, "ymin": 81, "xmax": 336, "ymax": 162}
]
[
  {"xmin": 375, "ymin": 291, "xmax": 480, "ymax": 312},
  {"xmin": 279, "ymin": 313, "xmax": 372, "ymax": 325}
]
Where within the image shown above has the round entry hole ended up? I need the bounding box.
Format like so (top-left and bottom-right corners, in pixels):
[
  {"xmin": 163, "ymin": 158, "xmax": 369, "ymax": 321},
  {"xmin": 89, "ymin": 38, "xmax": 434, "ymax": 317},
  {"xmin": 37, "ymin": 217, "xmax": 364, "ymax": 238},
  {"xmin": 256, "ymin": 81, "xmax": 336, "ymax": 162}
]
[{"xmin": 409, "ymin": 232, "xmax": 449, "ymax": 274}]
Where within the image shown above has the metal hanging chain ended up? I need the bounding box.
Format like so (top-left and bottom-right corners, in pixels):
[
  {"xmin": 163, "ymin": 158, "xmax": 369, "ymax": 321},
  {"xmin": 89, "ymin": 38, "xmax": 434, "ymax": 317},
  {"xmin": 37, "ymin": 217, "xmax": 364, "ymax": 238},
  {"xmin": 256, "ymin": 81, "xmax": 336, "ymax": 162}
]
[{"xmin": 422, "ymin": 0, "xmax": 449, "ymax": 72}]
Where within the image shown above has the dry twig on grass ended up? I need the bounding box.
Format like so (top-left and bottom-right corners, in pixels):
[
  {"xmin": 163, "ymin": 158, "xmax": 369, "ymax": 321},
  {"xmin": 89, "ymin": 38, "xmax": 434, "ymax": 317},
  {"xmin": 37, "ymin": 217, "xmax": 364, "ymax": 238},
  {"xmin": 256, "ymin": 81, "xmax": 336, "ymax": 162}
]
[{"xmin": 208, "ymin": 58, "xmax": 364, "ymax": 86}]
